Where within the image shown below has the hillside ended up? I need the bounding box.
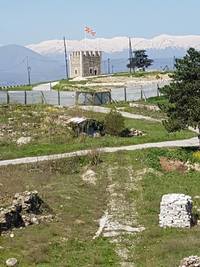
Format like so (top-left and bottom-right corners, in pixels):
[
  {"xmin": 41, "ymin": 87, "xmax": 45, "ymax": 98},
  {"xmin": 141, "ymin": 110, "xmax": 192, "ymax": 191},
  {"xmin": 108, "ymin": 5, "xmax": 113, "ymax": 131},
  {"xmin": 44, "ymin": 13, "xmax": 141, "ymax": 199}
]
[{"xmin": 0, "ymin": 45, "xmax": 65, "ymax": 86}]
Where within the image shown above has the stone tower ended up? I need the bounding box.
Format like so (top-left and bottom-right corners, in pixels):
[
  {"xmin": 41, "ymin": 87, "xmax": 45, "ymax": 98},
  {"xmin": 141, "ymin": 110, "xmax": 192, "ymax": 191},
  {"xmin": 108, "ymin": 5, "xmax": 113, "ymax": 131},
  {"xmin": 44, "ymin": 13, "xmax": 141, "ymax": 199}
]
[{"xmin": 69, "ymin": 51, "xmax": 102, "ymax": 78}]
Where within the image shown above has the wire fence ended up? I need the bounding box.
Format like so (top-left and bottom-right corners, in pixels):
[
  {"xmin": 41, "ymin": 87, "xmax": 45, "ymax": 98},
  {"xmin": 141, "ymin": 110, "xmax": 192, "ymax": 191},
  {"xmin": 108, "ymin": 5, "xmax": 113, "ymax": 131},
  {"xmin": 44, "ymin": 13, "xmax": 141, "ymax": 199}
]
[{"xmin": 0, "ymin": 81, "xmax": 168, "ymax": 106}]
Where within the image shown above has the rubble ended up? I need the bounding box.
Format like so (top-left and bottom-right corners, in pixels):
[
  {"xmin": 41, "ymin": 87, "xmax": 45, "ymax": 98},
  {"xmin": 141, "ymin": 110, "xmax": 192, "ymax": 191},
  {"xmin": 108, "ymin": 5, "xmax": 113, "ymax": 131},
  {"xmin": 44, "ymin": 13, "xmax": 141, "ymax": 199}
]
[
  {"xmin": 179, "ymin": 256, "xmax": 200, "ymax": 267},
  {"xmin": 16, "ymin": 137, "xmax": 31, "ymax": 146},
  {"xmin": 129, "ymin": 102, "xmax": 160, "ymax": 111},
  {"xmin": 159, "ymin": 194, "xmax": 193, "ymax": 228},
  {"xmin": 12, "ymin": 191, "xmax": 43, "ymax": 213},
  {"xmin": 129, "ymin": 128, "xmax": 144, "ymax": 137},
  {"xmin": 0, "ymin": 191, "xmax": 52, "ymax": 234},
  {"xmin": 120, "ymin": 128, "xmax": 144, "ymax": 137}
]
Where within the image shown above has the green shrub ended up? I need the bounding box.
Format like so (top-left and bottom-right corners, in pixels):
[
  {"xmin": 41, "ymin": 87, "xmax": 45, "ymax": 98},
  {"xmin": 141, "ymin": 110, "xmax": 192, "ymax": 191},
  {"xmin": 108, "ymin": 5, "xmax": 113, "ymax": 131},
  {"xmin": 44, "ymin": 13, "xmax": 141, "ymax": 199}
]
[{"xmin": 104, "ymin": 109, "xmax": 125, "ymax": 136}]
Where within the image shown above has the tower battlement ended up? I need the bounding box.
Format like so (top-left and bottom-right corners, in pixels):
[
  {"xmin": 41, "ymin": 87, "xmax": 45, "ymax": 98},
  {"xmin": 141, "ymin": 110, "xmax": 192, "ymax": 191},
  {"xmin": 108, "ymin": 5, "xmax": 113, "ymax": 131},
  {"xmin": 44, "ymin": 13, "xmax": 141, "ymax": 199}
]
[{"xmin": 69, "ymin": 51, "xmax": 102, "ymax": 78}]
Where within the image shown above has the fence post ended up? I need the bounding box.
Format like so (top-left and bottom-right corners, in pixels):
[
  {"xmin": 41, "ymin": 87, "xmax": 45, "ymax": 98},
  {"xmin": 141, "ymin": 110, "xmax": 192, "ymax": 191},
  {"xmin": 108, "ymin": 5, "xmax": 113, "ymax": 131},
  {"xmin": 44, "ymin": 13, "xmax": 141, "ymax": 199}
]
[
  {"xmin": 75, "ymin": 92, "xmax": 79, "ymax": 105},
  {"xmin": 109, "ymin": 92, "xmax": 111, "ymax": 104},
  {"xmin": 41, "ymin": 91, "xmax": 44, "ymax": 104},
  {"xmin": 141, "ymin": 89, "xmax": 143, "ymax": 100},
  {"xmin": 24, "ymin": 91, "xmax": 27, "ymax": 105},
  {"xmin": 58, "ymin": 90, "xmax": 60, "ymax": 105},
  {"xmin": 157, "ymin": 84, "xmax": 160, "ymax": 97},
  {"xmin": 7, "ymin": 91, "xmax": 9, "ymax": 104},
  {"xmin": 124, "ymin": 86, "xmax": 127, "ymax": 102}
]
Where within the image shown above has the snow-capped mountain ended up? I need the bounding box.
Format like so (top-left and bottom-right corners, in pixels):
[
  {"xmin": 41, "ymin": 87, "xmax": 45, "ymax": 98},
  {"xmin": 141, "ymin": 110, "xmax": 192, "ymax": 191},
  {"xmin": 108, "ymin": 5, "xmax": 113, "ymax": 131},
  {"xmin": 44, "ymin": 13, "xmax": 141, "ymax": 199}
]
[{"xmin": 27, "ymin": 35, "xmax": 200, "ymax": 55}]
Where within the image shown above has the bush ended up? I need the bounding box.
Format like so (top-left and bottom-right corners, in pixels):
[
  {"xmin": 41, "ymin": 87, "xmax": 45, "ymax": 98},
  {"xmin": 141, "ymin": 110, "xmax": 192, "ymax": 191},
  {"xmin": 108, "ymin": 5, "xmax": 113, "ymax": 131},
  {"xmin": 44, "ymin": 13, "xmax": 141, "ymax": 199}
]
[
  {"xmin": 104, "ymin": 109, "xmax": 125, "ymax": 136},
  {"xmin": 88, "ymin": 149, "xmax": 102, "ymax": 166}
]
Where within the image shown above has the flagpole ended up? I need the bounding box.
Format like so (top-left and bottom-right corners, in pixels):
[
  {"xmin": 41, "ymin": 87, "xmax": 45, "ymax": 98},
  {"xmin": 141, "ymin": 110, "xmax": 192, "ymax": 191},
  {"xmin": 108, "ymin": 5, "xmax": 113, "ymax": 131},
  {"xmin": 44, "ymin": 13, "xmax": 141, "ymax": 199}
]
[
  {"xmin": 84, "ymin": 30, "xmax": 87, "ymax": 51},
  {"xmin": 98, "ymin": 37, "xmax": 100, "ymax": 52}
]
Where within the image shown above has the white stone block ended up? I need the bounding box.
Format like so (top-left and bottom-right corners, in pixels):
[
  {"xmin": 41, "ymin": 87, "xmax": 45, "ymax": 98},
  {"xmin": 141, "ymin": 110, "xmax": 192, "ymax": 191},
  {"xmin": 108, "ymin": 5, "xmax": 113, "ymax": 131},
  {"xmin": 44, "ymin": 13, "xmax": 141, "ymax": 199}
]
[{"xmin": 159, "ymin": 194, "xmax": 193, "ymax": 228}]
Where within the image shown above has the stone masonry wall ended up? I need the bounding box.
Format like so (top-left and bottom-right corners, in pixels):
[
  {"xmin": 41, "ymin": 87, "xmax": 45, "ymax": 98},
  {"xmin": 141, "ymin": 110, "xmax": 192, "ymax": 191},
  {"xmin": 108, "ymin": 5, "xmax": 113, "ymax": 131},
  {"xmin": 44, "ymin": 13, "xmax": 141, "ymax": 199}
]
[
  {"xmin": 82, "ymin": 51, "xmax": 101, "ymax": 77},
  {"xmin": 69, "ymin": 51, "xmax": 101, "ymax": 78},
  {"xmin": 69, "ymin": 51, "xmax": 81, "ymax": 78},
  {"xmin": 159, "ymin": 194, "xmax": 193, "ymax": 228}
]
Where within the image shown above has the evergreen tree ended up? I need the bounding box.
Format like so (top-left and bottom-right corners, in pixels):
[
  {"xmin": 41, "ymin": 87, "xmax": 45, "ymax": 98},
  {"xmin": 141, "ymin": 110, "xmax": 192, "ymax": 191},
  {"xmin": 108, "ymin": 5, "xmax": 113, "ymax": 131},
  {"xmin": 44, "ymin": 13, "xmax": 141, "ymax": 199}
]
[
  {"xmin": 127, "ymin": 50, "xmax": 153, "ymax": 71},
  {"xmin": 161, "ymin": 48, "xmax": 200, "ymax": 146}
]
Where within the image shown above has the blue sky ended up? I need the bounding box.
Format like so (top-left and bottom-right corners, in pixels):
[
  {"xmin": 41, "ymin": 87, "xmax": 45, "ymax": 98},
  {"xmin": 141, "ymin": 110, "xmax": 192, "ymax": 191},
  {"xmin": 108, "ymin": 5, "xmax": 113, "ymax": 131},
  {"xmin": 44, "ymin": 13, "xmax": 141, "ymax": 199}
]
[{"xmin": 1, "ymin": 0, "xmax": 200, "ymax": 45}]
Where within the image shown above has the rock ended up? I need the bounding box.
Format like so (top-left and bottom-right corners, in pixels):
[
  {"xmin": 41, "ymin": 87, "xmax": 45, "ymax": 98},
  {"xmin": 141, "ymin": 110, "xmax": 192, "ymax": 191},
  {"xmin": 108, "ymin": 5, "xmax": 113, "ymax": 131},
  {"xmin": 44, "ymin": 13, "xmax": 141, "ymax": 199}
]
[
  {"xmin": 0, "ymin": 191, "xmax": 51, "ymax": 234},
  {"xmin": 10, "ymin": 233, "xmax": 15, "ymax": 238},
  {"xmin": 6, "ymin": 258, "xmax": 18, "ymax": 266},
  {"xmin": 159, "ymin": 194, "xmax": 193, "ymax": 228},
  {"xmin": 0, "ymin": 206, "xmax": 24, "ymax": 233},
  {"xmin": 16, "ymin": 137, "xmax": 31, "ymax": 146},
  {"xmin": 31, "ymin": 216, "xmax": 39, "ymax": 225},
  {"xmin": 121, "ymin": 128, "xmax": 144, "ymax": 137},
  {"xmin": 179, "ymin": 255, "xmax": 200, "ymax": 267},
  {"xmin": 82, "ymin": 169, "xmax": 96, "ymax": 185},
  {"xmin": 13, "ymin": 190, "xmax": 43, "ymax": 214},
  {"xmin": 129, "ymin": 128, "xmax": 144, "ymax": 136},
  {"xmin": 93, "ymin": 132, "xmax": 101, "ymax": 138},
  {"xmin": 129, "ymin": 102, "xmax": 160, "ymax": 111}
]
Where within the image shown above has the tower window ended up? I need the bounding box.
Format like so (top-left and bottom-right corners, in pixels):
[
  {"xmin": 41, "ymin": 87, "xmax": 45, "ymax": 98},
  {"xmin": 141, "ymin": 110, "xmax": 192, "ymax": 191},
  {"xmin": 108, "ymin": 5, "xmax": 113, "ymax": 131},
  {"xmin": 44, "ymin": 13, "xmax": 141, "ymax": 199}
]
[
  {"xmin": 89, "ymin": 68, "xmax": 93, "ymax": 74},
  {"xmin": 74, "ymin": 69, "xmax": 78, "ymax": 75}
]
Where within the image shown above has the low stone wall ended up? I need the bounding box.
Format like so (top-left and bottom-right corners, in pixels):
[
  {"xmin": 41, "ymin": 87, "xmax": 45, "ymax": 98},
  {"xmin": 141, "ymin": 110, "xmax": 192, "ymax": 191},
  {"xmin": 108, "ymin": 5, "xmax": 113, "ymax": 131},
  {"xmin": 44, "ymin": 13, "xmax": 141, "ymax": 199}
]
[{"xmin": 159, "ymin": 194, "xmax": 193, "ymax": 228}]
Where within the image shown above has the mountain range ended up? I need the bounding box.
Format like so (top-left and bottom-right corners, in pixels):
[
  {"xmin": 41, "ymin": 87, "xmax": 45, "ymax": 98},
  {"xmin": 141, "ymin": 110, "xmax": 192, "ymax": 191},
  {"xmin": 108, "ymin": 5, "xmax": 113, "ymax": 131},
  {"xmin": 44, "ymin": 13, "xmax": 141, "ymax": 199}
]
[
  {"xmin": 0, "ymin": 35, "xmax": 200, "ymax": 85},
  {"xmin": 27, "ymin": 34, "xmax": 200, "ymax": 55},
  {"xmin": 0, "ymin": 45, "xmax": 65, "ymax": 86}
]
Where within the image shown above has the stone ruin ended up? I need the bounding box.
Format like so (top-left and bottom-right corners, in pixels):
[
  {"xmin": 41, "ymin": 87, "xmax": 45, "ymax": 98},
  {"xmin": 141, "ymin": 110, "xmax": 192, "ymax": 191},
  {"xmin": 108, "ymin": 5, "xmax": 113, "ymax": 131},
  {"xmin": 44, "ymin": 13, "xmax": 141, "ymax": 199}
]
[
  {"xmin": 0, "ymin": 191, "xmax": 53, "ymax": 234},
  {"xmin": 159, "ymin": 194, "xmax": 193, "ymax": 228},
  {"xmin": 179, "ymin": 256, "xmax": 200, "ymax": 267}
]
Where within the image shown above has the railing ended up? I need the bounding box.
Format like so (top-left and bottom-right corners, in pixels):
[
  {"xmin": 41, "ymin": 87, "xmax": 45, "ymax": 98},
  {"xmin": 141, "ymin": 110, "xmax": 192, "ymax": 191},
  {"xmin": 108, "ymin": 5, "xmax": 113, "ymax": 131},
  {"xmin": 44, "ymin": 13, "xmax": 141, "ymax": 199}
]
[{"xmin": 0, "ymin": 81, "xmax": 168, "ymax": 106}]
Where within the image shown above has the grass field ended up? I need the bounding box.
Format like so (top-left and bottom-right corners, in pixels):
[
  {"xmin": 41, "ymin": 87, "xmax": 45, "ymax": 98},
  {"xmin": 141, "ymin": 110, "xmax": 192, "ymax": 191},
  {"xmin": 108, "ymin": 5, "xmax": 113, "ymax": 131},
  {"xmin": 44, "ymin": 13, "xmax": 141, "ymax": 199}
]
[
  {"xmin": 1, "ymin": 148, "xmax": 200, "ymax": 266},
  {"xmin": 0, "ymin": 104, "xmax": 196, "ymax": 160},
  {"xmin": 113, "ymin": 70, "xmax": 172, "ymax": 78},
  {"xmin": 104, "ymin": 95, "xmax": 170, "ymax": 120},
  {"xmin": 0, "ymin": 85, "xmax": 33, "ymax": 91}
]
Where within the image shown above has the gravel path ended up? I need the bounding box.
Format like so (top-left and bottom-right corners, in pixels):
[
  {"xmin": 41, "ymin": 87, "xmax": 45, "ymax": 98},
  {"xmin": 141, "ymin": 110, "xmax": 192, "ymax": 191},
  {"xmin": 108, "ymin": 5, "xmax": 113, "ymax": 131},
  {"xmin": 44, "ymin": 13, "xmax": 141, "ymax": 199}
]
[
  {"xmin": 0, "ymin": 137, "xmax": 198, "ymax": 167},
  {"xmin": 79, "ymin": 106, "xmax": 160, "ymax": 122},
  {"xmin": 32, "ymin": 81, "xmax": 58, "ymax": 91}
]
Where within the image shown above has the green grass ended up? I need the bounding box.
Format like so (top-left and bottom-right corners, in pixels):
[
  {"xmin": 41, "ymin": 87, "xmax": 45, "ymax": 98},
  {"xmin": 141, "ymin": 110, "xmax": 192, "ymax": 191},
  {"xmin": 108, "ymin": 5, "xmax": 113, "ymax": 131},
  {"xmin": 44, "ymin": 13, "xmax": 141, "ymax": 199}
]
[
  {"xmin": 104, "ymin": 95, "xmax": 169, "ymax": 120},
  {"xmin": 0, "ymin": 104, "xmax": 196, "ymax": 160},
  {"xmin": 1, "ymin": 148, "xmax": 200, "ymax": 266},
  {"xmin": 105, "ymin": 100, "xmax": 166, "ymax": 120},
  {"xmin": 103, "ymin": 148, "xmax": 200, "ymax": 266},
  {"xmin": 113, "ymin": 71, "xmax": 172, "ymax": 78},
  {"xmin": 145, "ymin": 95, "xmax": 169, "ymax": 105},
  {"xmin": 0, "ymin": 85, "xmax": 33, "ymax": 91},
  {"xmin": 131, "ymin": 148, "xmax": 200, "ymax": 266},
  {"xmin": 53, "ymin": 79, "xmax": 88, "ymax": 91},
  {"xmin": 0, "ymin": 157, "xmax": 120, "ymax": 266}
]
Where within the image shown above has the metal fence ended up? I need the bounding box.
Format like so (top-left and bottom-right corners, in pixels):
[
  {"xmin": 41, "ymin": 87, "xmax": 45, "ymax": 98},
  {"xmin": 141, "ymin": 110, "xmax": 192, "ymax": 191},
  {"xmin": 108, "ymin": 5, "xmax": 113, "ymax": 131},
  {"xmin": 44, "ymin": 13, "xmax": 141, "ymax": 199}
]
[{"xmin": 0, "ymin": 80, "xmax": 169, "ymax": 106}]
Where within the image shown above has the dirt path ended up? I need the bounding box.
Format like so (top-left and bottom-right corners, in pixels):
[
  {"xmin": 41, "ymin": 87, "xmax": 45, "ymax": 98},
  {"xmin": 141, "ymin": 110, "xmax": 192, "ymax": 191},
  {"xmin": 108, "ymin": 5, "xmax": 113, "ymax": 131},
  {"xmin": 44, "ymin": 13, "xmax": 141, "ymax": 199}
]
[
  {"xmin": 79, "ymin": 106, "xmax": 161, "ymax": 122},
  {"xmin": 93, "ymin": 166, "xmax": 147, "ymax": 266},
  {"xmin": 32, "ymin": 81, "xmax": 58, "ymax": 91},
  {"xmin": 0, "ymin": 137, "xmax": 198, "ymax": 167}
]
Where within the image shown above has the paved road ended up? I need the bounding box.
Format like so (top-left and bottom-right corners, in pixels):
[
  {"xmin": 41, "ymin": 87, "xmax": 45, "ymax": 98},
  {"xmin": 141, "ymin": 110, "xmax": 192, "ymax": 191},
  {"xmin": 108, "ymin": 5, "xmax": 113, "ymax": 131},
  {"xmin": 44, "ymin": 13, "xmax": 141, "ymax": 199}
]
[
  {"xmin": 0, "ymin": 137, "xmax": 198, "ymax": 167},
  {"xmin": 32, "ymin": 81, "xmax": 59, "ymax": 91},
  {"xmin": 80, "ymin": 106, "xmax": 160, "ymax": 122}
]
